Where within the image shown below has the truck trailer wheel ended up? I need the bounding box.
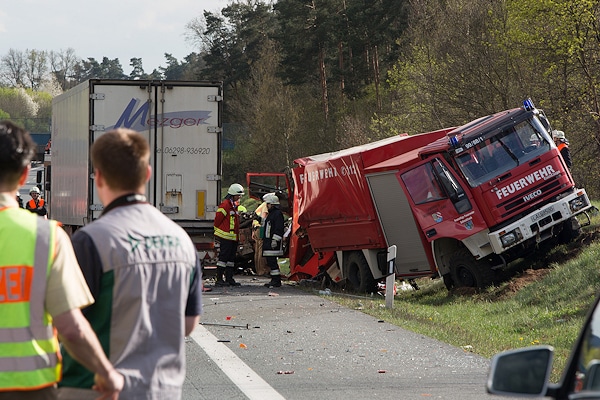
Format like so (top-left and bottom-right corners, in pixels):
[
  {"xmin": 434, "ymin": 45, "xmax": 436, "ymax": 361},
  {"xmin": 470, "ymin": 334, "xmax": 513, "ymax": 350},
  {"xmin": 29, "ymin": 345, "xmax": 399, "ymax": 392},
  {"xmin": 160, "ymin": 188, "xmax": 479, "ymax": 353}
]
[
  {"xmin": 345, "ymin": 252, "xmax": 377, "ymax": 293},
  {"xmin": 449, "ymin": 249, "xmax": 494, "ymax": 289}
]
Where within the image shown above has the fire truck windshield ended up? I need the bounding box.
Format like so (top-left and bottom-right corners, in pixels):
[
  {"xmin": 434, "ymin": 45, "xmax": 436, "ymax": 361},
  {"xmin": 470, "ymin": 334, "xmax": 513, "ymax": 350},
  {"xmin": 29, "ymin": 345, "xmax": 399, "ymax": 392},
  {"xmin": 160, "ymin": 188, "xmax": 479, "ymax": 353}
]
[{"xmin": 455, "ymin": 118, "xmax": 551, "ymax": 187}]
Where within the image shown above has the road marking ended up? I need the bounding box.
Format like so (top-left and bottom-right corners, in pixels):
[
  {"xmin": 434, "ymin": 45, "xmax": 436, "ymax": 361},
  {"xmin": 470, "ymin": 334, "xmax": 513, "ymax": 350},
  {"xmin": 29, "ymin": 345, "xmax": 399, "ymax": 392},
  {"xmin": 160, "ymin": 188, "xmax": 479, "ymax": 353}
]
[{"xmin": 190, "ymin": 325, "xmax": 286, "ymax": 400}]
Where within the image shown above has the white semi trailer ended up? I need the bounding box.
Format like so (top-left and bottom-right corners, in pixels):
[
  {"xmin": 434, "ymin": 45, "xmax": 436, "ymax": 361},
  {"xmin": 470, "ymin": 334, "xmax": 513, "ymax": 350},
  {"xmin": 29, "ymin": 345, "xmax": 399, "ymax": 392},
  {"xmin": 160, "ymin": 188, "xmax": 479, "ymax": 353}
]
[{"xmin": 48, "ymin": 79, "xmax": 223, "ymax": 266}]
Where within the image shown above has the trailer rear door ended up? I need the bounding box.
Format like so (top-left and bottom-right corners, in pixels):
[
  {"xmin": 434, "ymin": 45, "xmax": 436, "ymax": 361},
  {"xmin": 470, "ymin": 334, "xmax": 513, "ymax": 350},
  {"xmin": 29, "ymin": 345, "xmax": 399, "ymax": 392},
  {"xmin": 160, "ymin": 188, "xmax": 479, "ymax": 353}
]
[{"xmin": 89, "ymin": 80, "xmax": 221, "ymax": 227}]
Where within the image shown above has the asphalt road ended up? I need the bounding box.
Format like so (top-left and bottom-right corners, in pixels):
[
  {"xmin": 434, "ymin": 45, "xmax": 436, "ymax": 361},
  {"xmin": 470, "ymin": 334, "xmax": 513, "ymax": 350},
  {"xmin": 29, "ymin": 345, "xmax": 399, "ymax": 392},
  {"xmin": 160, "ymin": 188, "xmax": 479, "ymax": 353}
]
[{"xmin": 182, "ymin": 275, "xmax": 511, "ymax": 400}]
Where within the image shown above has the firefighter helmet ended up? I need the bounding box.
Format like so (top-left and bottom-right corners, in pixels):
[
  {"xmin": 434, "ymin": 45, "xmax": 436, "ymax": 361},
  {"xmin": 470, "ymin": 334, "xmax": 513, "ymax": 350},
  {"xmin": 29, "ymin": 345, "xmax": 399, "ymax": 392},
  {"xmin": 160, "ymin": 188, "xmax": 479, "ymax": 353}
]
[
  {"xmin": 29, "ymin": 187, "xmax": 40, "ymax": 194},
  {"xmin": 264, "ymin": 193, "xmax": 280, "ymax": 205},
  {"xmin": 262, "ymin": 192, "xmax": 274, "ymax": 202},
  {"xmin": 227, "ymin": 183, "xmax": 244, "ymax": 196},
  {"xmin": 552, "ymin": 130, "xmax": 565, "ymax": 140}
]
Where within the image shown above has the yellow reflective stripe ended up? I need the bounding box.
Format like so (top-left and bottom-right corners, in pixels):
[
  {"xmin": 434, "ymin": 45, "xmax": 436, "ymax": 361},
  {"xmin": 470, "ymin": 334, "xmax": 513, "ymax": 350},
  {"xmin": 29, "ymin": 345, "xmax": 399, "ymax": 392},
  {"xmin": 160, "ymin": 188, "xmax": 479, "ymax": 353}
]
[
  {"xmin": 214, "ymin": 227, "xmax": 236, "ymax": 241},
  {"xmin": 216, "ymin": 207, "xmax": 227, "ymax": 216}
]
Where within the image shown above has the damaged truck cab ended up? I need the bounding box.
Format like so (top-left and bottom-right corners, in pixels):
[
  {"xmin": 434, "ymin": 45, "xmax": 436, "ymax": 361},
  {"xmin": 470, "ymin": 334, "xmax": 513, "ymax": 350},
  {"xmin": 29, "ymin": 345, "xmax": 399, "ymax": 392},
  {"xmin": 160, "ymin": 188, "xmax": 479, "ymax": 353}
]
[
  {"xmin": 249, "ymin": 99, "xmax": 593, "ymax": 292},
  {"xmin": 389, "ymin": 99, "xmax": 590, "ymax": 289}
]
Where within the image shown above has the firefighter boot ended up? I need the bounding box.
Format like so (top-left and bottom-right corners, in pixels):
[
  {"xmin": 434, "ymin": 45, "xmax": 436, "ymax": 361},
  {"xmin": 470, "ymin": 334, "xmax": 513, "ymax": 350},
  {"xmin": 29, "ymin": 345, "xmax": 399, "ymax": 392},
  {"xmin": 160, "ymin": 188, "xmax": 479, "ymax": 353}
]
[
  {"xmin": 225, "ymin": 267, "xmax": 241, "ymax": 287},
  {"xmin": 214, "ymin": 267, "xmax": 228, "ymax": 287},
  {"xmin": 264, "ymin": 273, "xmax": 281, "ymax": 288}
]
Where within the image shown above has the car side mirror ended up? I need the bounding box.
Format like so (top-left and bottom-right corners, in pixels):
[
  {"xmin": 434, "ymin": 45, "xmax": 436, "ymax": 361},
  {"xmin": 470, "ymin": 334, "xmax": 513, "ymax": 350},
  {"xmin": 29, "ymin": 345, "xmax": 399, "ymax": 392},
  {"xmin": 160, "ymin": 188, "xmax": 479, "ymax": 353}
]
[{"xmin": 487, "ymin": 345, "xmax": 553, "ymax": 396}]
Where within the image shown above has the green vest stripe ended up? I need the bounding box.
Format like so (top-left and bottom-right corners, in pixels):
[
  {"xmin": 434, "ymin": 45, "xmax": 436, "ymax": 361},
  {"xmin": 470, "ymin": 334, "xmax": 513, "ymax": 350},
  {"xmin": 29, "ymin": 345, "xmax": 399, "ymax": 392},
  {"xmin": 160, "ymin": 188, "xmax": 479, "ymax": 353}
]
[
  {"xmin": 0, "ymin": 338, "xmax": 57, "ymax": 356},
  {"xmin": 0, "ymin": 209, "xmax": 60, "ymax": 390}
]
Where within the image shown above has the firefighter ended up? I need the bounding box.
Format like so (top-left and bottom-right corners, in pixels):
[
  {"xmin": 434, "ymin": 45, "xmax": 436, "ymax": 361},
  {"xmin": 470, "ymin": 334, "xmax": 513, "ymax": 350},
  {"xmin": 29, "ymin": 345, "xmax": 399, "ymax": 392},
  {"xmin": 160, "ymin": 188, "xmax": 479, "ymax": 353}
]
[
  {"xmin": 252, "ymin": 194, "xmax": 271, "ymax": 277},
  {"xmin": 262, "ymin": 193, "xmax": 285, "ymax": 288},
  {"xmin": 552, "ymin": 130, "xmax": 572, "ymax": 170},
  {"xmin": 25, "ymin": 186, "xmax": 47, "ymax": 217},
  {"xmin": 213, "ymin": 183, "xmax": 244, "ymax": 287}
]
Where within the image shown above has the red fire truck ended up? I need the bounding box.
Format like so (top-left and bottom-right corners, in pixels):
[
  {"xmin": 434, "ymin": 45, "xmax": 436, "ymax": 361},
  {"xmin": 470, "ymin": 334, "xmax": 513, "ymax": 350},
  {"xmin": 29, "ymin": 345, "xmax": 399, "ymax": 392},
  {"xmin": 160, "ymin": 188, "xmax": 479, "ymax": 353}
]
[{"xmin": 248, "ymin": 99, "xmax": 593, "ymax": 292}]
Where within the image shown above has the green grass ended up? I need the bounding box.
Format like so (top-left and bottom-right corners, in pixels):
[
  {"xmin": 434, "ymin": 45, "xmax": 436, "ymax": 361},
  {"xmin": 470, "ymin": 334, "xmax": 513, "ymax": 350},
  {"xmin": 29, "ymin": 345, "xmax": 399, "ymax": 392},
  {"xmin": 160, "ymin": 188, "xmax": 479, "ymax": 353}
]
[{"xmin": 312, "ymin": 202, "xmax": 600, "ymax": 382}]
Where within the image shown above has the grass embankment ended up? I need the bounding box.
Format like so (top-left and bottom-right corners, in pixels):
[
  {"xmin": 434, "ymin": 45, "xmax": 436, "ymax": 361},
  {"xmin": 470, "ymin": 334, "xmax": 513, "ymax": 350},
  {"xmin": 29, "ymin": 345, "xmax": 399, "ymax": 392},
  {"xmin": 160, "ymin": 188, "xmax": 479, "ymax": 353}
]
[{"xmin": 320, "ymin": 204, "xmax": 600, "ymax": 382}]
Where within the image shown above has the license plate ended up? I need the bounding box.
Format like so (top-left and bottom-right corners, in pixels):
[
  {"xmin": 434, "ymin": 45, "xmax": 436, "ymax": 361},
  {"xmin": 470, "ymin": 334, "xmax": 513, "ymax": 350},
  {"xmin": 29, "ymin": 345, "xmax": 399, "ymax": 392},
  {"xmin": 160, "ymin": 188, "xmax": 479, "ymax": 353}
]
[{"xmin": 531, "ymin": 206, "xmax": 555, "ymax": 223}]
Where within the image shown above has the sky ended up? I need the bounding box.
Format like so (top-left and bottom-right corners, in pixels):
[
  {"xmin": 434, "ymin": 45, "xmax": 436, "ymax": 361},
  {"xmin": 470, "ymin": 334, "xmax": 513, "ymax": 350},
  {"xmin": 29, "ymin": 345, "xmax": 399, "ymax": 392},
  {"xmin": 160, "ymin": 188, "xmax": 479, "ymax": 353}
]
[{"xmin": 0, "ymin": 0, "xmax": 230, "ymax": 75}]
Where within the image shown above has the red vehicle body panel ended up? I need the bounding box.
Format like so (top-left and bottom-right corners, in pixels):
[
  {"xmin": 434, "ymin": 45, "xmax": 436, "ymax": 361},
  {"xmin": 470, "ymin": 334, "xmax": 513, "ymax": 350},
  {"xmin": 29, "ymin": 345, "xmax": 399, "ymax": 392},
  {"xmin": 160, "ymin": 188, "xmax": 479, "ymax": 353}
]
[
  {"xmin": 287, "ymin": 129, "xmax": 453, "ymax": 279},
  {"xmin": 292, "ymin": 129, "xmax": 453, "ymax": 251}
]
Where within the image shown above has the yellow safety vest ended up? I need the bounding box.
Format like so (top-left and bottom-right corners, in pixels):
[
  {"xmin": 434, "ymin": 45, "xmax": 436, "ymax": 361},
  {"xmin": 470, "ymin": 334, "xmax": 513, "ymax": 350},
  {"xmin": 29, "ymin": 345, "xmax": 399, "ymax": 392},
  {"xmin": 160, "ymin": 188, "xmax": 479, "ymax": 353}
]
[{"xmin": 0, "ymin": 207, "xmax": 60, "ymax": 391}]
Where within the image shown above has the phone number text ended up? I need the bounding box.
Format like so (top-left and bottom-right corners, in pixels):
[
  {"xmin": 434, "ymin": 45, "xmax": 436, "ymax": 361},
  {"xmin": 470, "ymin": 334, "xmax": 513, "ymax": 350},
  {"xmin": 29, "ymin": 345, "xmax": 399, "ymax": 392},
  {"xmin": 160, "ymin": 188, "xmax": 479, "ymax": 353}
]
[{"xmin": 156, "ymin": 147, "xmax": 211, "ymax": 155}]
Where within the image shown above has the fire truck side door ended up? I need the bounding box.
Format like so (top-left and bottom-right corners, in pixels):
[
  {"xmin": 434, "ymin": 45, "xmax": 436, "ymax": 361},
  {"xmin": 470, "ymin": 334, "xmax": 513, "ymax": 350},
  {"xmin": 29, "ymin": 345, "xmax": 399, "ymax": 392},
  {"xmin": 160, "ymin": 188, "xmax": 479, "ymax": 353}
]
[{"xmin": 400, "ymin": 158, "xmax": 486, "ymax": 241}]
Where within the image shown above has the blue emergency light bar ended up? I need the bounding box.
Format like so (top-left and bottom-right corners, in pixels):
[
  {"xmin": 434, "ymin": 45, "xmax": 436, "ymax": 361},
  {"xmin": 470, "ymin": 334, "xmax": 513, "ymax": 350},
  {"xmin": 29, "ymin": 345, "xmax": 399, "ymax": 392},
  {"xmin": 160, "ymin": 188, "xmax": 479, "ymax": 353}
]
[
  {"xmin": 449, "ymin": 135, "xmax": 460, "ymax": 148},
  {"xmin": 523, "ymin": 98, "xmax": 535, "ymax": 111}
]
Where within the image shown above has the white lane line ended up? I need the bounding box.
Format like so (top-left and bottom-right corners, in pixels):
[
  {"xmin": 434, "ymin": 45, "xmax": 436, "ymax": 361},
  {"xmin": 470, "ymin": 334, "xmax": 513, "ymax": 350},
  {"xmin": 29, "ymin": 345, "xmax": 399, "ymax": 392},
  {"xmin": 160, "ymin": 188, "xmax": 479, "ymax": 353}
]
[{"xmin": 190, "ymin": 325, "xmax": 286, "ymax": 400}]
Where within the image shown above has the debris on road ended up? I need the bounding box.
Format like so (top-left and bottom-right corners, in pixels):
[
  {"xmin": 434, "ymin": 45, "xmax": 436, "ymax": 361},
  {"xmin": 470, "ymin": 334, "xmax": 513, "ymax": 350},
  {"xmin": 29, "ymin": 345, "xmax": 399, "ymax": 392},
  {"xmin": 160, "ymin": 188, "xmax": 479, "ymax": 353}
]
[{"xmin": 201, "ymin": 322, "xmax": 250, "ymax": 329}]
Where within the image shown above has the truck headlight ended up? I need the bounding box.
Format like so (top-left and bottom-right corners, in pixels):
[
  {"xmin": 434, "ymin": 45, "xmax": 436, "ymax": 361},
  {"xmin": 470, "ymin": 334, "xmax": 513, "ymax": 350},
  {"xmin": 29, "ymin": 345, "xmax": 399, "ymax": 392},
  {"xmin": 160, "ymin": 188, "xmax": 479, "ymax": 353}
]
[
  {"xmin": 569, "ymin": 192, "xmax": 588, "ymax": 213},
  {"xmin": 500, "ymin": 228, "xmax": 522, "ymax": 248}
]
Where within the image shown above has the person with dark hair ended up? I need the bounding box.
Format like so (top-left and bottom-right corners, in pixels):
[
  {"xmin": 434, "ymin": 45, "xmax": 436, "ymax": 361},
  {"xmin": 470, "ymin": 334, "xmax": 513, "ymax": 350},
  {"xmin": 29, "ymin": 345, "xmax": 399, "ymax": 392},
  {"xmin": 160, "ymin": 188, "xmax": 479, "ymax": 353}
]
[
  {"xmin": 213, "ymin": 183, "xmax": 245, "ymax": 287},
  {"xmin": 0, "ymin": 120, "xmax": 123, "ymax": 399},
  {"xmin": 58, "ymin": 129, "xmax": 202, "ymax": 399}
]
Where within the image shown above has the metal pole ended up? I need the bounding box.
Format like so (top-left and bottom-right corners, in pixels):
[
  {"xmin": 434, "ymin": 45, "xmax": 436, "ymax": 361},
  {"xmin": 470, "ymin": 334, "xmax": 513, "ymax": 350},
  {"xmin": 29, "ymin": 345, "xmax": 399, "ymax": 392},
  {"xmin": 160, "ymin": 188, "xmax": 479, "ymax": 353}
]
[{"xmin": 385, "ymin": 245, "xmax": 397, "ymax": 309}]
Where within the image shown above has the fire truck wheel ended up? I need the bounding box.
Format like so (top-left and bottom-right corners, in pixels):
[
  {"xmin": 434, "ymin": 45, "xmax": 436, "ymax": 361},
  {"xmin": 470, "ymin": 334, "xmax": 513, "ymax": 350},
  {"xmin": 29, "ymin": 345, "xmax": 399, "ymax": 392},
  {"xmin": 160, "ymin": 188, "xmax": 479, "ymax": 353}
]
[
  {"xmin": 557, "ymin": 217, "xmax": 582, "ymax": 244},
  {"xmin": 345, "ymin": 252, "xmax": 377, "ymax": 294},
  {"xmin": 449, "ymin": 249, "xmax": 494, "ymax": 289},
  {"xmin": 442, "ymin": 274, "xmax": 454, "ymax": 290}
]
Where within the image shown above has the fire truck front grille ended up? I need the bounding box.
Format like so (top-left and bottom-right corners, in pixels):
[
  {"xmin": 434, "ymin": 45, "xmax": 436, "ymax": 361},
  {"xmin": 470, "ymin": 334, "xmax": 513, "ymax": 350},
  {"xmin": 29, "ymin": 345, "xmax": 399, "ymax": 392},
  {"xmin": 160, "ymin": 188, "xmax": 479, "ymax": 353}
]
[
  {"xmin": 530, "ymin": 210, "xmax": 564, "ymax": 233},
  {"xmin": 498, "ymin": 177, "xmax": 563, "ymax": 219}
]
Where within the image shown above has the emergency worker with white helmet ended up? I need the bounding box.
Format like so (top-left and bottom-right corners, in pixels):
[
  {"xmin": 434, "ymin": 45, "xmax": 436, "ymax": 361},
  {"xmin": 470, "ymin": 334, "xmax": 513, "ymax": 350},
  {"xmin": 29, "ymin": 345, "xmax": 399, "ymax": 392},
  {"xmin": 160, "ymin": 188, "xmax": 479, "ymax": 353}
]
[
  {"xmin": 213, "ymin": 183, "xmax": 245, "ymax": 286},
  {"xmin": 552, "ymin": 130, "xmax": 572, "ymax": 170},
  {"xmin": 26, "ymin": 186, "xmax": 47, "ymax": 217},
  {"xmin": 262, "ymin": 193, "xmax": 285, "ymax": 288}
]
